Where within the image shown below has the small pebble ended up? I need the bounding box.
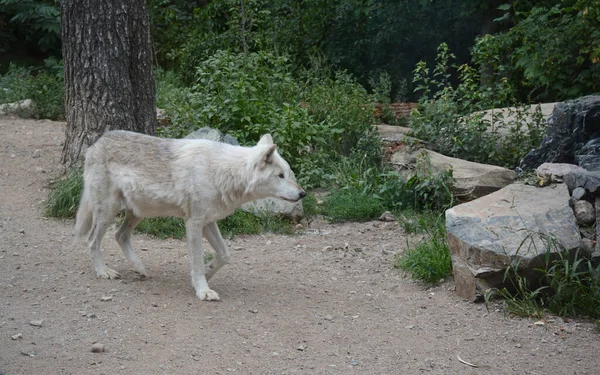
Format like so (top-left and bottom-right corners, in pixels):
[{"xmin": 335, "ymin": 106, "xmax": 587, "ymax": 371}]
[
  {"xmin": 29, "ymin": 320, "xmax": 44, "ymax": 327},
  {"xmin": 324, "ymin": 314, "xmax": 334, "ymax": 322},
  {"xmin": 31, "ymin": 150, "xmax": 41, "ymax": 158},
  {"xmin": 91, "ymin": 343, "xmax": 105, "ymax": 353},
  {"xmin": 11, "ymin": 333, "xmax": 23, "ymax": 340},
  {"xmin": 100, "ymin": 296, "xmax": 113, "ymax": 302}
]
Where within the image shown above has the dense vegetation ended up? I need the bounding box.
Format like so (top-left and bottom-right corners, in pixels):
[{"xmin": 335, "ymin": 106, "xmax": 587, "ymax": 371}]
[{"xmin": 2, "ymin": 0, "xmax": 599, "ymax": 318}]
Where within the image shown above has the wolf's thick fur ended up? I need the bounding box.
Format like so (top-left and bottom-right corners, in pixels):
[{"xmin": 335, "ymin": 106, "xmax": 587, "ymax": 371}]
[{"xmin": 75, "ymin": 130, "xmax": 305, "ymax": 300}]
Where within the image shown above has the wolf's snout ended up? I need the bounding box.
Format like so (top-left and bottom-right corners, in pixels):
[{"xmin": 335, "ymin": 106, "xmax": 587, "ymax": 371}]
[{"xmin": 299, "ymin": 190, "xmax": 306, "ymax": 199}]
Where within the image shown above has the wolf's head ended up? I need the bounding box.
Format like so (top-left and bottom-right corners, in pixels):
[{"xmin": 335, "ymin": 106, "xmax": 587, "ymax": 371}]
[{"xmin": 247, "ymin": 134, "xmax": 306, "ymax": 202}]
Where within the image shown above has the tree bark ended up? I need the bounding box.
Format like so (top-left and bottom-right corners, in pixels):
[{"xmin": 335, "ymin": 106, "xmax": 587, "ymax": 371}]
[{"xmin": 60, "ymin": 0, "xmax": 156, "ymax": 166}]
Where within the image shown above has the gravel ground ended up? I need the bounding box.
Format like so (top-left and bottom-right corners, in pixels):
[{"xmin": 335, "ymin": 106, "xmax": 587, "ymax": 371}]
[{"xmin": 1, "ymin": 116, "xmax": 599, "ymax": 375}]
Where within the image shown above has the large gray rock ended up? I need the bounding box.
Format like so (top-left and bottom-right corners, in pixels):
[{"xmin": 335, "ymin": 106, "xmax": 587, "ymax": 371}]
[
  {"xmin": 185, "ymin": 127, "xmax": 303, "ymax": 220},
  {"xmin": 521, "ymin": 95, "xmax": 600, "ymax": 171},
  {"xmin": 573, "ymin": 200, "xmax": 595, "ymax": 225},
  {"xmin": 185, "ymin": 127, "xmax": 239, "ymax": 145},
  {"xmin": 0, "ymin": 99, "xmax": 32, "ymax": 115},
  {"xmin": 475, "ymin": 102, "xmax": 556, "ymax": 137},
  {"xmin": 535, "ymin": 163, "xmax": 586, "ymax": 184},
  {"xmin": 390, "ymin": 148, "xmax": 516, "ymax": 202},
  {"xmin": 446, "ymin": 183, "xmax": 581, "ymax": 301},
  {"xmin": 241, "ymin": 184, "xmax": 304, "ymax": 221}
]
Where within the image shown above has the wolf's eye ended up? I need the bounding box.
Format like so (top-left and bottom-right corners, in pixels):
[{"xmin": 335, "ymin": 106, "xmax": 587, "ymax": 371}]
[{"xmin": 278, "ymin": 173, "xmax": 285, "ymax": 179}]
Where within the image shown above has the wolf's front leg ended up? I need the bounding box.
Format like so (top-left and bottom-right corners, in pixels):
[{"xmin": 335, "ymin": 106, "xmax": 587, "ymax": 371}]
[
  {"xmin": 185, "ymin": 218, "xmax": 220, "ymax": 301},
  {"xmin": 203, "ymin": 222, "xmax": 230, "ymax": 281}
]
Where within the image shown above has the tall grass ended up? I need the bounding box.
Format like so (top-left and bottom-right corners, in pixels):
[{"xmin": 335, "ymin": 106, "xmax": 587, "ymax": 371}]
[
  {"xmin": 45, "ymin": 168, "xmax": 83, "ymax": 218},
  {"xmin": 395, "ymin": 215, "xmax": 452, "ymax": 283},
  {"xmin": 485, "ymin": 237, "xmax": 600, "ymax": 319}
]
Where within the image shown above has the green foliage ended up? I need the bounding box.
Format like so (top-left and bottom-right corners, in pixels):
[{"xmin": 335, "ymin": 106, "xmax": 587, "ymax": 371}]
[
  {"xmin": 395, "ymin": 216, "xmax": 452, "ymax": 283},
  {"xmin": 323, "ymin": 146, "xmax": 454, "ymax": 216},
  {"xmin": 135, "ymin": 217, "xmax": 186, "ymax": 239},
  {"xmin": 301, "ymin": 193, "xmax": 319, "ymax": 220},
  {"xmin": 45, "ymin": 168, "xmax": 83, "ymax": 219},
  {"xmin": 321, "ymin": 189, "xmax": 383, "ymax": 223},
  {"xmin": 219, "ymin": 210, "xmax": 293, "ymax": 239},
  {"xmin": 0, "ymin": 62, "xmax": 65, "ymax": 120},
  {"xmin": 150, "ymin": 0, "xmax": 484, "ymax": 99},
  {"xmin": 543, "ymin": 250, "xmax": 600, "ymax": 318},
  {"xmin": 473, "ymin": 2, "xmax": 600, "ymax": 102},
  {"xmin": 368, "ymin": 71, "xmax": 392, "ymax": 104},
  {"xmin": 411, "ymin": 43, "xmax": 546, "ymax": 169},
  {"xmin": 397, "ymin": 210, "xmax": 443, "ymax": 235},
  {"xmin": 0, "ymin": 0, "xmax": 61, "ymax": 56},
  {"xmin": 157, "ymin": 51, "xmax": 376, "ymax": 188},
  {"xmin": 403, "ymin": 152, "xmax": 455, "ymax": 211},
  {"xmin": 134, "ymin": 210, "xmax": 293, "ymax": 240}
]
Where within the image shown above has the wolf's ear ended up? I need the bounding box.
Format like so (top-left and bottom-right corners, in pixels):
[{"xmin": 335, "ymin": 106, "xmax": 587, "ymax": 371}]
[
  {"xmin": 258, "ymin": 144, "xmax": 278, "ymax": 168},
  {"xmin": 257, "ymin": 134, "xmax": 274, "ymax": 146}
]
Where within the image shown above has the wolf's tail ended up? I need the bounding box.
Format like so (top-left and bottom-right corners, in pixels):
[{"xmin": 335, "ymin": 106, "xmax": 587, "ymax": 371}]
[{"xmin": 74, "ymin": 183, "xmax": 93, "ymax": 239}]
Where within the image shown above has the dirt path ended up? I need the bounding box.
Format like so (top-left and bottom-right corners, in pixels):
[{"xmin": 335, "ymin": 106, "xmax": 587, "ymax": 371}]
[{"xmin": 0, "ymin": 116, "xmax": 598, "ymax": 375}]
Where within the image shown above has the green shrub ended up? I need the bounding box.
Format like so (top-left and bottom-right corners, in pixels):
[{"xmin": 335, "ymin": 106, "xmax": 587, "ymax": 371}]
[
  {"xmin": 135, "ymin": 210, "xmax": 293, "ymax": 240},
  {"xmin": 157, "ymin": 51, "xmax": 377, "ymax": 188},
  {"xmin": 301, "ymin": 193, "xmax": 319, "ymax": 220},
  {"xmin": 472, "ymin": 5, "xmax": 600, "ymax": 103},
  {"xmin": 321, "ymin": 189, "xmax": 383, "ymax": 223},
  {"xmin": 0, "ymin": 62, "xmax": 64, "ymax": 120},
  {"xmin": 411, "ymin": 43, "xmax": 546, "ymax": 169},
  {"xmin": 45, "ymin": 168, "xmax": 83, "ymax": 219},
  {"xmin": 329, "ymin": 147, "xmax": 454, "ymax": 213},
  {"xmin": 402, "ymin": 152, "xmax": 455, "ymax": 211},
  {"xmin": 395, "ymin": 216, "xmax": 452, "ymax": 283},
  {"xmin": 135, "ymin": 217, "xmax": 186, "ymax": 239}
]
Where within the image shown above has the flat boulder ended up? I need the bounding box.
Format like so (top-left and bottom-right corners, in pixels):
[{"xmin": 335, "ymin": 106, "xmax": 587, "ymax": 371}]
[
  {"xmin": 446, "ymin": 183, "xmax": 581, "ymax": 301},
  {"xmin": 390, "ymin": 148, "xmax": 516, "ymax": 202},
  {"xmin": 474, "ymin": 102, "xmax": 556, "ymax": 137}
]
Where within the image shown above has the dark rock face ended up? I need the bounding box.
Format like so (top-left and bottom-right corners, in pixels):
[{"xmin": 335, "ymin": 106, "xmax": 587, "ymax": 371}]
[
  {"xmin": 564, "ymin": 170, "xmax": 600, "ymax": 195},
  {"xmin": 520, "ymin": 95, "xmax": 600, "ymax": 171}
]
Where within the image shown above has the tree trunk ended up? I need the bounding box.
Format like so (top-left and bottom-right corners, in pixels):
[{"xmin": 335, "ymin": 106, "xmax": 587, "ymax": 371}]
[{"xmin": 60, "ymin": 0, "xmax": 156, "ymax": 166}]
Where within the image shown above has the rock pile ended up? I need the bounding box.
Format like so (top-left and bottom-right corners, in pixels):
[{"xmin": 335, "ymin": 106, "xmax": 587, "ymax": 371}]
[
  {"xmin": 447, "ymin": 163, "xmax": 600, "ymax": 301},
  {"xmin": 564, "ymin": 169, "xmax": 600, "ymax": 259}
]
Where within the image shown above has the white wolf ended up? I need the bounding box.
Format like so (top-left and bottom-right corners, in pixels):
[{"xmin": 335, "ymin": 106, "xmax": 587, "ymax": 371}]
[{"xmin": 75, "ymin": 130, "xmax": 305, "ymax": 301}]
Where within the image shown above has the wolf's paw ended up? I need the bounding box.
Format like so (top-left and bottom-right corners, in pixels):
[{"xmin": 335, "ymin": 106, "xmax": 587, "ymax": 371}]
[
  {"xmin": 196, "ymin": 288, "xmax": 220, "ymax": 301},
  {"xmin": 97, "ymin": 267, "xmax": 121, "ymax": 279},
  {"xmin": 131, "ymin": 265, "xmax": 149, "ymax": 278}
]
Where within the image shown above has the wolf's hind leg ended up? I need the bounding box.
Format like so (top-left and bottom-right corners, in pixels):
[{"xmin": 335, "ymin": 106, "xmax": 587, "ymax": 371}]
[
  {"xmin": 116, "ymin": 209, "xmax": 147, "ymax": 277},
  {"xmin": 203, "ymin": 222, "xmax": 230, "ymax": 281}
]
